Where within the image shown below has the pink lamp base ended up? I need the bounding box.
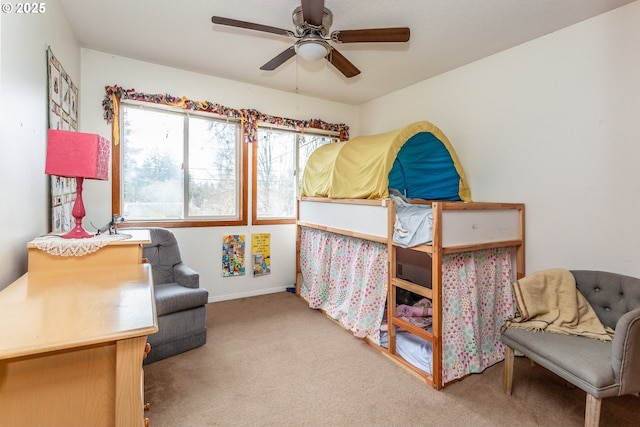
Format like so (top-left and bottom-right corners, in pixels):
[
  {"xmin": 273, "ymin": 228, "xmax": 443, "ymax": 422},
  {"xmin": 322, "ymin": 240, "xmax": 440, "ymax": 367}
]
[
  {"xmin": 60, "ymin": 225, "xmax": 94, "ymax": 239},
  {"xmin": 59, "ymin": 177, "xmax": 94, "ymax": 239}
]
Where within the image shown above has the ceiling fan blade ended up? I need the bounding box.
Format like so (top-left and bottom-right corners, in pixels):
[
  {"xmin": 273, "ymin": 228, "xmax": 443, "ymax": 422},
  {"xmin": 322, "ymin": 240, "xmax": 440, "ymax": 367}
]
[
  {"xmin": 327, "ymin": 48, "xmax": 360, "ymax": 78},
  {"xmin": 260, "ymin": 46, "xmax": 297, "ymax": 71},
  {"xmin": 301, "ymin": 0, "xmax": 325, "ymax": 27},
  {"xmin": 212, "ymin": 16, "xmax": 294, "ymax": 38},
  {"xmin": 332, "ymin": 27, "xmax": 410, "ymax": 43}
]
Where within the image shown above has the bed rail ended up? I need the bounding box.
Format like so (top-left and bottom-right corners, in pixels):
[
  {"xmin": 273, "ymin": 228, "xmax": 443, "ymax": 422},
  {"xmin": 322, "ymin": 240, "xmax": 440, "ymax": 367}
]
[{"xmin": 298, "ymin": 197, "xmax": 525, "ymax": 253}]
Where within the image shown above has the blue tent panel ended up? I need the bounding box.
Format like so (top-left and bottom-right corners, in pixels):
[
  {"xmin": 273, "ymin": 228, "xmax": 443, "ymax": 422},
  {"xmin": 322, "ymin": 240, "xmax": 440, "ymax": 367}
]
[{"xmin": 389, "ymin": 132, "xmax": 463, "ymax": 201}]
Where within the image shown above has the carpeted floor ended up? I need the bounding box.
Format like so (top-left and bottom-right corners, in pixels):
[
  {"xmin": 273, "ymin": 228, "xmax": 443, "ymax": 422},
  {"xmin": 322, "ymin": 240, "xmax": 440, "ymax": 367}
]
[{"xmin": 143, "ymin": 292, "xmax": 639, "ymax": 427}]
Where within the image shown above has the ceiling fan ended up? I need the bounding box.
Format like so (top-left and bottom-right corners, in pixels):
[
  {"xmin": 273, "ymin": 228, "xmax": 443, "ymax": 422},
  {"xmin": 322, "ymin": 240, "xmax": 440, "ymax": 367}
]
[{"xmin": 211, "ymin": 0, "xmax": 410, "ymax": 78}]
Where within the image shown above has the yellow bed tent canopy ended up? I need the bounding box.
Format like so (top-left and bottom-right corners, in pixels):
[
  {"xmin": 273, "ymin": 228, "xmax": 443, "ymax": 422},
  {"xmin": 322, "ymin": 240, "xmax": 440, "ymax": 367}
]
[{"xmin": 301, "ymin": 121, "xmax": 471, "ymax": 201}]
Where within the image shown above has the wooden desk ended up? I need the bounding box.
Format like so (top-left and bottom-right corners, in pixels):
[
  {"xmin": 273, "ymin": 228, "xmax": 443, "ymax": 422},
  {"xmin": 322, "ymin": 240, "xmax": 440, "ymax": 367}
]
[
  {"xmin": 27, "ymin": 229, "xmax": 151, "ymax": 272},
  {"xmin": 0, "ymin": 264, "xmax": 158, "ymax": 427}
]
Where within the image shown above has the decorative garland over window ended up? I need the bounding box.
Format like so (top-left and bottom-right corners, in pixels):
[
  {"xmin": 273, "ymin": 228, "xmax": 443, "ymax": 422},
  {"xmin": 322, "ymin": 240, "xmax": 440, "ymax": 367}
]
[{"xmin": 103, "ymin": 85, "xmax": 349, "ymax": 145}]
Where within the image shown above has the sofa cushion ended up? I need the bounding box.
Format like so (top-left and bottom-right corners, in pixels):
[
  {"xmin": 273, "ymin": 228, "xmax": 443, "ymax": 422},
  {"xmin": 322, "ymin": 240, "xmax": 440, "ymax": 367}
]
[
  {"xmin": 154, "ymin": 283, "xmax": 209, "ymax": 316},
  {"xmin": 501, "ymin": 327, "xmax": 618, "ymax": 397}
]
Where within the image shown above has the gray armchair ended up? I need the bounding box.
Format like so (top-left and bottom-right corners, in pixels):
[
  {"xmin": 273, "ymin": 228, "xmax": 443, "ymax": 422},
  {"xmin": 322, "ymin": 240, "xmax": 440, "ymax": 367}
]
[
  {"xmin": 501, "ymin": 270, "xmax": 640, "ymax": 427},
  {"xmin": 135, "ymin": 227, "xmax": 209, "ymax": 364}
]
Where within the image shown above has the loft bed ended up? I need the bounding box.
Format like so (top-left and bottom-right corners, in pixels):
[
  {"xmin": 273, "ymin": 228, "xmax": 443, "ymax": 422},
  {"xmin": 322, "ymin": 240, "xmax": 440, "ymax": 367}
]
[{"xmin": 295, "ymin": 121, "xmax": 525, "ymax": 389}]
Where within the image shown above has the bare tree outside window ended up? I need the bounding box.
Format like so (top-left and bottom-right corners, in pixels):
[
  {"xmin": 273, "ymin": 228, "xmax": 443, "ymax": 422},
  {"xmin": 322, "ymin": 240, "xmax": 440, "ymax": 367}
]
[
  {"xmin": 122, "ymin": 107, "xmax": 183, "ymax": 219},
  {"xmin": 255, "ymin": 127, "xmax": 335, "ymax": 223},
  {"xmin": 121, "ymin": 104, "xmax": 240, "ymax": 222},
  {"xmin": 257, "ymin": 130, "xmax": 296, "ymax": 218},
  {"xmin": 188, "ymin": 117, "xmax": 238, "ymax": 217}
]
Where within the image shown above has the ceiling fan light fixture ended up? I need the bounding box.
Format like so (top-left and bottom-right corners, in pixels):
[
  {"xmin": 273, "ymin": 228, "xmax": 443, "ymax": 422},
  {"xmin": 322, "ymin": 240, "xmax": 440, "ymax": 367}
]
[{"xmin": 296, "ymin": 39, "xmax": 330, "ymax": 61}]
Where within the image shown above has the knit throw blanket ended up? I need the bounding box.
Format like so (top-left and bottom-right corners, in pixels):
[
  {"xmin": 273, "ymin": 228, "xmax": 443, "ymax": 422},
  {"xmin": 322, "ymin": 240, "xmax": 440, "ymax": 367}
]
[{"xmin": 505, "ymin": 268, "xmax": 614, "ymax": 341}]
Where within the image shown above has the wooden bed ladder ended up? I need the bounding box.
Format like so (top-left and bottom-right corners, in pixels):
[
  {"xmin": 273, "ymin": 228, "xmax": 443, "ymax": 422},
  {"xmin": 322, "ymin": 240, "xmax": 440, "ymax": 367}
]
[{"xmin": 386, "ymin": 200, "xmax": 444, "ymax": 389}]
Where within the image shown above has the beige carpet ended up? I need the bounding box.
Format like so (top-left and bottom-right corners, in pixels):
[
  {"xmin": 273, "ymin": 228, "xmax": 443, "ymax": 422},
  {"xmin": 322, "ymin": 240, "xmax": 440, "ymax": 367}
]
[{"xmin": 144, "ymin": 292, "xmax": 639, "ymax": 427}]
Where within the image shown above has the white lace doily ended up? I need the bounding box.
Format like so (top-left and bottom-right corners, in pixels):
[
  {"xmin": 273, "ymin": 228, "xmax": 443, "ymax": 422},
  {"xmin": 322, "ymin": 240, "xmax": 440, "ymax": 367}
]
[{"xmin": 30, "ymin": 233, "xmax": 133, "ymax": 257}]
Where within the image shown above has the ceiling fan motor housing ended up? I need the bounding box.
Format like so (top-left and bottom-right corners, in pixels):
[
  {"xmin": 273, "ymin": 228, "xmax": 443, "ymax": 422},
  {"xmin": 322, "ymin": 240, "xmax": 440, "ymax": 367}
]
[{"xmin": 292, "ymin": 6, "xmax": 332, "ymax": 37}]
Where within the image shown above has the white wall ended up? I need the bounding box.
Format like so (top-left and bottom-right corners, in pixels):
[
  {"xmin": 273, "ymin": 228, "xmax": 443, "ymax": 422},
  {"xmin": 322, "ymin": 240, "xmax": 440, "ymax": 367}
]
[
  {"xmin": 2, "ymin": 1, "xmax": 638, "ymax": 293},
  {"xmin": 360, "ymin": 2, "xmax": 640, "ymax": 277},
  {"xmin": 79, "ymin": 50, "xmax": 360, "ymax": 301},
  {"xmin": 0, "ymin": 0, "xmax": 80, "ymax": 288}
]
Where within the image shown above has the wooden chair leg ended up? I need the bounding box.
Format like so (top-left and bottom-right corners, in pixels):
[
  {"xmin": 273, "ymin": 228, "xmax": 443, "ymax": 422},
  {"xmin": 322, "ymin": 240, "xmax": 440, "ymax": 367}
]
[
  {"xmin": 503, "ymin": 345, "xmax": 514, "ymax": 395},
  {"xmin": 584, "ymin": 394, "xmax": 601, "ymax": 427}
]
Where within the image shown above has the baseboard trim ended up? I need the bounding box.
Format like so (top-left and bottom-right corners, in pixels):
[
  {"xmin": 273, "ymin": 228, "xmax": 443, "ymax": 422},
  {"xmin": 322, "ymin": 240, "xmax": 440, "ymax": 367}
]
[{"xmin": 207, "ymin": 286, "xmax": 289, "ymax": 303}]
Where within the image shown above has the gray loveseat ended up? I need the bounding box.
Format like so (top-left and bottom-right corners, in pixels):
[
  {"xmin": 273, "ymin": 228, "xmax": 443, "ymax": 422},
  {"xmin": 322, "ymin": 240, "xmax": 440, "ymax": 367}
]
[
  {"xmin": 501, "ymin": 270, "xmax": 640, "ymax": 427},
  {"xmin": 133, "ymin": 227, "xmax": 209, "ymax": 364}
]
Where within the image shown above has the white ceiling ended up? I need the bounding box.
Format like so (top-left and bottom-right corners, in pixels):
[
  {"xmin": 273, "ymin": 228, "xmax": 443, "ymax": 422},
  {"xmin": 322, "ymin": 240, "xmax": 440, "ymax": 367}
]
[{"xmin": 60, "ymin": 0, "xmax": 635, "ymax": 105}]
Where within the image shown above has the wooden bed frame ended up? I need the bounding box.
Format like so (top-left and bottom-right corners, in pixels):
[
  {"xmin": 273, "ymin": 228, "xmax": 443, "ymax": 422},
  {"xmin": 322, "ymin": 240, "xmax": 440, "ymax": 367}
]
[{"xmin": 296, "ymin": 196, "xmax": 525, "ymax": 389}]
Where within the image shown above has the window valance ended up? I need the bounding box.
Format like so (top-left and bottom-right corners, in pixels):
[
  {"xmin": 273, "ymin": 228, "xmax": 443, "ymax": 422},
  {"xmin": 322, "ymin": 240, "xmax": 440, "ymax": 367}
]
[{"xmin": 102, "ymin": 85, "xmax": 349, "ymax": 145}]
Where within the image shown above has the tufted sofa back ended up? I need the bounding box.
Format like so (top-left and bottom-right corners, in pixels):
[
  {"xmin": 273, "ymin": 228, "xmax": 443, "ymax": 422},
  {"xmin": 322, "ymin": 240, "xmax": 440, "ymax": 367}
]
[{"xmin": 571, "ymin": 270, "xmax": 640, "ymax": 330}]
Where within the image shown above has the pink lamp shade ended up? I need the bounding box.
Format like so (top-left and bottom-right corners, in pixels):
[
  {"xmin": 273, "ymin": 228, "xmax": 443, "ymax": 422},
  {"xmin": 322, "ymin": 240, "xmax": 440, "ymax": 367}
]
[
  {"xmin": 45, "ymin": 129, "xmax": 111, "ymax": 239},
  {"xmin": 45, "ymin": 129, "xmax": 110, "ymax": 180}
]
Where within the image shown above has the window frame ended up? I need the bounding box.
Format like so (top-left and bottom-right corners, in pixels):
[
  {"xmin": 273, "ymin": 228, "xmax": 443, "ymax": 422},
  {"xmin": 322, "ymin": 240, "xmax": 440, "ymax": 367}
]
[
  {"xmin": 113, "ymin": 101, "xmax": 248, "ymax": 228},
  {"xmin": 252, "ymin": 125, "xmax": 337, "ymax": 226}
]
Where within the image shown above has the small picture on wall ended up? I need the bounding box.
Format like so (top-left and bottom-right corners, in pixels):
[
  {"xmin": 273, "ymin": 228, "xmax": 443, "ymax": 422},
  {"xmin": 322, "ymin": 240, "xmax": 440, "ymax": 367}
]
[
  {"xmin": 51, "ymin": 203, "xmax": 72, "ymax": 233},
  {"xmin": 222, "ymin": 235, "xmax": 245, "ymax": 277},
  {"xmin": 61, "ymin": 76, "xmax": 70, "ymax": 114},
  {"xmin": 49, "ymin": 105, "xmax": 62, "ymax": 129},
  {"xmin": 251, "ymin": 233, "xmax": 271, "ymax": 277},
  {"xmin": 49, "ymin": 61, "xmax": 61, "ymax": 107},
  {"xmin": 70, "ymin": 85, "xmax": 78, "ymax": 121}
]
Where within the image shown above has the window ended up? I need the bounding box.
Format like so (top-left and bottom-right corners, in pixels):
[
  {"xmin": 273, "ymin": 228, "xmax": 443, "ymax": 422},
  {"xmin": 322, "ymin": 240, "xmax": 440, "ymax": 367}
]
[
  {"xmin": 253, "ymin": 127, "xmax": 336, "ymax": 224},
  {"xmin": 115, "ymin": 103, "xmax": 246, "ymax": 226}
]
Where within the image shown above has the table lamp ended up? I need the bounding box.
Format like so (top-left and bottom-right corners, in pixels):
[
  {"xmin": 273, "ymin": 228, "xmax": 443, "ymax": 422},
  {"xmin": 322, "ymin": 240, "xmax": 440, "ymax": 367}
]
[{"xmin": 45, "ymin": 129, "xmax": 110, "ymax": 239}]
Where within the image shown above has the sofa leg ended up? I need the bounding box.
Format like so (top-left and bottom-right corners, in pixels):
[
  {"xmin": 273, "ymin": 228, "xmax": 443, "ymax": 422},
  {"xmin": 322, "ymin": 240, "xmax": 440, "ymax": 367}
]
[
  {"xmin": 584, "ymin": 394, "xmax": 601, "ymax": 427},
  {"xmin": 504, "ymin": 345, "xmax": 514, "ymax": 395}
]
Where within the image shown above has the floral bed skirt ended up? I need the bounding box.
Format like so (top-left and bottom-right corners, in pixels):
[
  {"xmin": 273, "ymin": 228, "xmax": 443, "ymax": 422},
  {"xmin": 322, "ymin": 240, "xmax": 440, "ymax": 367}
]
[{"xmin": 299, "ymin": 226, "xmax": 516, "ymax": 383}]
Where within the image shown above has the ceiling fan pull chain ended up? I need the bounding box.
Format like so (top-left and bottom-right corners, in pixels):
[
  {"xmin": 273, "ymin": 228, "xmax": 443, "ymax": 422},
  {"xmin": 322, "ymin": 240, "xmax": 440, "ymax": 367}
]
[{"xmin": 295, "ymin": 56, "xmax": 300, "ymax": 94}]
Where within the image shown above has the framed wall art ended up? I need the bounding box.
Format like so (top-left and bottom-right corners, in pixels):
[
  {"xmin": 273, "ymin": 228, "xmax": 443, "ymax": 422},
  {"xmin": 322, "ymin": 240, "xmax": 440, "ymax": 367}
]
[
  {"xmin": 47, "ymin": 47, "xmax": 79, "ymax": 233},
  {"xmin": 222, "ymin": 235, "xmax": 246, "ymax": 277}
]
